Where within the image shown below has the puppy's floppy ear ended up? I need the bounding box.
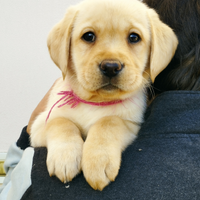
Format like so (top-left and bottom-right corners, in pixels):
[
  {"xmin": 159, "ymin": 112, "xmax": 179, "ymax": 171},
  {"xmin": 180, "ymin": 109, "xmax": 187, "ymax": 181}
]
[
  {"xmin": 47, "ymin": 6, "xmax": 78, "ymax": 79},
  {"xmin": 147, "ymin": 9, "xmax": 178, "ymax": 82}
]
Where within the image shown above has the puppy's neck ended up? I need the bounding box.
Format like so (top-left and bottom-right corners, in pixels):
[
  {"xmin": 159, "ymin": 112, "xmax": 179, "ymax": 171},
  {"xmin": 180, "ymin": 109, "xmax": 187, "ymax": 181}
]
[{"xmin": 46, "ymin": 89, "xmax": 127, "ymax": 122}]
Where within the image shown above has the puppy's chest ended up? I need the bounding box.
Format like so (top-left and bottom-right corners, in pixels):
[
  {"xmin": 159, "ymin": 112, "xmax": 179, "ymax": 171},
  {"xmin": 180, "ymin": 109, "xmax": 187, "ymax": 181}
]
[{"xmin": 47, "ymin": 93, "xmax": 145, "ymax": 137}]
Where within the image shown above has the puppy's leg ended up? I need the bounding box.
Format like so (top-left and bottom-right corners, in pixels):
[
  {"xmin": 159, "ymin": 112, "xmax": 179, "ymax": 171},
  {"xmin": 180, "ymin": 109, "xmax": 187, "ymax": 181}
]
[
  {"xmin": 82, "ymin": 116, "xmax": 139, "ymax": 191},
  {"xmin": 45, "ymin": 117, "xmax": 83, "ymax": 183}
]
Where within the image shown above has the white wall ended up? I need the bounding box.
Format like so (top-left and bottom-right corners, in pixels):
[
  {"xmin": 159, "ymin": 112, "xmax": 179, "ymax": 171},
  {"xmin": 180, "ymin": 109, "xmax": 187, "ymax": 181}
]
[{"xmin": 0, "ymin": 0, "xmax": 81, "ymax": 152}]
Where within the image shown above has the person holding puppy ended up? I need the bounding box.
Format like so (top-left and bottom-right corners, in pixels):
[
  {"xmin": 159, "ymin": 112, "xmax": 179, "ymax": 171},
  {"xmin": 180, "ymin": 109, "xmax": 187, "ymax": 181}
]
[{"xmin": 1, "ymin": 0, "xmax": 200, "ymax": 199}]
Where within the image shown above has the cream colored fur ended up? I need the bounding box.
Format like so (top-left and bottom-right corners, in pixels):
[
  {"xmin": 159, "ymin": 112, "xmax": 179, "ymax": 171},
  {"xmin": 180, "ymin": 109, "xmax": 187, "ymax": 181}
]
[{"xmin": 30, "ymin": 0, "xmax": 178, "ymax": 191}]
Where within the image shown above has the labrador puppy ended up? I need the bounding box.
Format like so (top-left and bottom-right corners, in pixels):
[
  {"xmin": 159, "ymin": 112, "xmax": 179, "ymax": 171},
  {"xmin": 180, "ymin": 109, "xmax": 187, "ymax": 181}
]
[{"xmin": 30, "ymin": 0, "xmax": 178, "ymax": 191}]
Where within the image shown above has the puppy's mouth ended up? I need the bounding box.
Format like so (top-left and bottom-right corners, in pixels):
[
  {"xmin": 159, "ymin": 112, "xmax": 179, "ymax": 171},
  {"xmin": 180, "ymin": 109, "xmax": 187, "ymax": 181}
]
[{"xmin": 101, "ymin": 84, "xmax": 118, "ymax": 91}]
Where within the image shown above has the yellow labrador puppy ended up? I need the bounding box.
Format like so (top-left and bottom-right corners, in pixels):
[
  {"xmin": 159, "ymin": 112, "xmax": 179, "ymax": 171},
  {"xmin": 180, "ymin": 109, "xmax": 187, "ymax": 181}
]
[{"xmin": 30, "ymin": 0, "xmax": 178, "ymax": 191}]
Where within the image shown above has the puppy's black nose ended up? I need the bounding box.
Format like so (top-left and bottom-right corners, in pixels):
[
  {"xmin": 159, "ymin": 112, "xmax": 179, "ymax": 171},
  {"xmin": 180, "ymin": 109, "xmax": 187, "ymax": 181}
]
[{"xmin": 99, "ymin": 60, "xmax": 123, "ymax": 78}]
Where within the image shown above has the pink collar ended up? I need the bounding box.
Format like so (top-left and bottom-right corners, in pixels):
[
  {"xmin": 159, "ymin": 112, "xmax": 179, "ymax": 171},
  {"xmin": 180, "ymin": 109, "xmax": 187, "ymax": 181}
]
[{"xmin": 46, "ymin": 90, "xmax": 124, "ymax": 122}]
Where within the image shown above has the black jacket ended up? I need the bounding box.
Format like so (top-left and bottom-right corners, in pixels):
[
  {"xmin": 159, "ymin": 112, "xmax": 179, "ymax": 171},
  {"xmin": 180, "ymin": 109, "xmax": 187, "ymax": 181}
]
[{"xmin": 19, "ymin": 91, "xmax": 200, "ymax": 200}]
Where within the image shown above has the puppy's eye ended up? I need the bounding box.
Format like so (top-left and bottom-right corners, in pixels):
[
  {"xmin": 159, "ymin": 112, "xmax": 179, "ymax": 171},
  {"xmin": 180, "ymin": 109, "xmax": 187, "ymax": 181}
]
[
  {"xmin": 82, "ymin": 32, "xmax": 96, "ymax": 43},
  {"xmin": 128, "ymin": 33, "xmax": 140, "ymax": 43}
]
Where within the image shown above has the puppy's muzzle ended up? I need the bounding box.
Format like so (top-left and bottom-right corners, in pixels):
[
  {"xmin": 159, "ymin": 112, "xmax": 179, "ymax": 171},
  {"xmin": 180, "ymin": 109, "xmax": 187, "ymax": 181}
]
[{"xmin": 99, "ymin": 60, "xmax": 123, "ymax": 78}]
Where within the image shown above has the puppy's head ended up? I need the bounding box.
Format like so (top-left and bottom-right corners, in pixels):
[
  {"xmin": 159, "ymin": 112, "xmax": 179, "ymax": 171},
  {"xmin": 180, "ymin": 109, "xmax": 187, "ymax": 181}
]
[{"xmin": 47, "ymin": 0, "xmax": 178, "ymax": 101}]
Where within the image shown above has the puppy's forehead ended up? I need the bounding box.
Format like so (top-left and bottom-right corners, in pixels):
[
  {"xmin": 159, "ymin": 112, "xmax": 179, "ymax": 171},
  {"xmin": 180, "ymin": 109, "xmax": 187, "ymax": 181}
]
[{"xmin": 74, "ymin": 0, "xmax": 150, "ymax": 35}]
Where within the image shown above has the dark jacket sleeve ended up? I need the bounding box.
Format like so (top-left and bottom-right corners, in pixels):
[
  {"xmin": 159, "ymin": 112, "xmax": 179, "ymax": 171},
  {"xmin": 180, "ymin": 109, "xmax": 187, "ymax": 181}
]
[
  {"xmin": 21, "ymin": 92, "xmax": 200, "ymax": 200},
  {"xmin": 16, "ymin": 126, "xmax": 31, "ymax": 150}
]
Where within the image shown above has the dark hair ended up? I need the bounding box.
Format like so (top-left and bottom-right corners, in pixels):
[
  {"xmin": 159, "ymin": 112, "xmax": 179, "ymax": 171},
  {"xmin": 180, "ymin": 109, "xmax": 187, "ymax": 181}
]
[{"xmin": 144, "ymin": 0, "xmax": 200, "ymax": 94}]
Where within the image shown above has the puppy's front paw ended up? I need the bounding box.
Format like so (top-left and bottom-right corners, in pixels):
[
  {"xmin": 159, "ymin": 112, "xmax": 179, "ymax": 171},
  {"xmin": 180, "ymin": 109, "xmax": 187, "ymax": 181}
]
[
  {"xmin": 82, "ymin": 145, "xmax": 121, "ymax": 191},
  {"xmin": 47, "ymin": 141, "xmax": 83, "ymax": 183}
]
